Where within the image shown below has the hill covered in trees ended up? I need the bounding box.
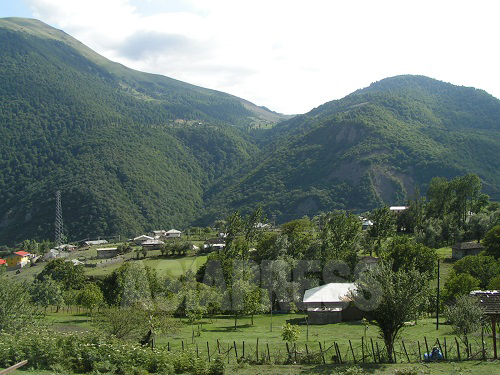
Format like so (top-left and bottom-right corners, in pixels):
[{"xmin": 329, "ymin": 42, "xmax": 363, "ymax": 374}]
[
  {"xmin": 202, "ymin": 75, "xmax": 500, "ymax": 222},
  {"xmin": 0, "ymin": 18, "xmax": 499, "ymax": 244},
  {"xmin": 0, "ymin": 18, "xmax": 285, "ymax": 244}
]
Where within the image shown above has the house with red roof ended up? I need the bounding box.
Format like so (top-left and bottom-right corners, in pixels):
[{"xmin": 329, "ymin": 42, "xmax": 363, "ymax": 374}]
[
  {"xmin": 4, "ymin": 251, "xmax": 31, "ymax": 268},
  {"xmin": 0, "ymin": 259, "xmax": 6, "ymax": 266}
]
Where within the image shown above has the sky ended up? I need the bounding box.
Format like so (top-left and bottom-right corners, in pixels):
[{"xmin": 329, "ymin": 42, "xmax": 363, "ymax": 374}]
[{"xmin": 1, "ymin": 0, "xmax": 500, "ymax": 114}]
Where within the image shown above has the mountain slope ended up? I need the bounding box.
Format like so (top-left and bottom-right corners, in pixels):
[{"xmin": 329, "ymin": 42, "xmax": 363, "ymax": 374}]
[
  {"xmin": 0, "ymin": 18, "xmax": 286, "ymax": 245},
  {"xmin": 202, "ymin": 75, "xmax": 500, "ymax": 222}
]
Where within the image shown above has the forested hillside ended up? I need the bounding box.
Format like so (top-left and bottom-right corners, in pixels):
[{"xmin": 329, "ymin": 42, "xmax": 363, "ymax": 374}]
[
  {"xmin": 1, "ymin": 18, "xmax": 499, "ymax": 244},
  {"xmin": 202, "ymin": 75, "xmax": 500, "ymax": 223},
  {"xmin": 0, "ymin": 18, "xmax": 284, "ymax": 245}
]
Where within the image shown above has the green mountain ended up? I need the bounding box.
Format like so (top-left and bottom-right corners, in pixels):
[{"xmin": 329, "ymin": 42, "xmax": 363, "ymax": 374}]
[
  {"xmin": 1, "ymin": 18, "xmax": 499, "ymax": 244},
  {"xmin": 0, "ymin": 18, "xmax": 286, "ymax": 245},
  {"xmin": 202, "ymin": 75, "xmax": 500, "ymax": 222}
]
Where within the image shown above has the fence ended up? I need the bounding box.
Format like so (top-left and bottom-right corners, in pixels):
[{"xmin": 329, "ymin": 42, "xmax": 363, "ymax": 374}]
[
  {"xmin": 0, "ymin": 360, "xmax": 27, "ymax": 375},
  {"xmin": 159, "ymin": 334, "xmax": 494, "ymax": 365}
]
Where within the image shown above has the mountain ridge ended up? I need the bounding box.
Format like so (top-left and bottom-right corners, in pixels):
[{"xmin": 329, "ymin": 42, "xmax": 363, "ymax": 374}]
[{"xmin": 0, "ymin": 18, "xmax": 499, "ymax": 244}]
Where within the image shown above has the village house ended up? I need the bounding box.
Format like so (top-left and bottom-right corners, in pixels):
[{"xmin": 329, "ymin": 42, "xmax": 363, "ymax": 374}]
[
  {"xmin": 203, "ymin": 238, "xmax": 226, "ymax": 252},
  {"xmin": 0, "ymin": 259, "xmax": 6, "ymax": 267},
  {"xmin": 133, "ymin": 235, "xmax": 154, "ymax": 246},
  {"xmin": 84, "ymin": 239, "xmax": 108, "ymax": 246},
  {"xmin": 303, "ymin": 283, "xmax": 364, "ymax": 324},
  {"xmin": 4, "ymin": 250, "xmax": 31, "ymax": 268},
  {"xmin": 142, "ymin": 239, "xmax": 164, "ymax": 250},
  {"xmin": 96, "ymin": 248, "xmax": 119, "ymax": 259},
  {"xmin": 452, "ymin": 242, "xmax": 484, "ymax": 260},
  {"xmin": 389, "ymin": 206, "xmax": 408, "ymax": 213},
  {"xmin": 164, "ymin": 229, "xmax": 182, "ymax": 239},
  {"xmin": 150, "ymin": 230, "xmax": 167, "ymax": 239}
]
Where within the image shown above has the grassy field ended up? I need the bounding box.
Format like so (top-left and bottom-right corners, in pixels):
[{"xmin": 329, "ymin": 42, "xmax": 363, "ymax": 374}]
[{"xmin": 43, "ymin": 309, "xmax": 498, "ymax": 367}]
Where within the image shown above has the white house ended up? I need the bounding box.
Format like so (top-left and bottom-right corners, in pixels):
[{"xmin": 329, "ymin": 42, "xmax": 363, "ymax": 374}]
[
  {"xmin": 303, "ymin": 283, "xmax": 363, "ymax": 324},
  {"xmin": 133, "ymin": 235, "xmax": 154, "ymax": 246},
  {"xmin": 165, "ymin": 229, "xmax": 182, "ymax": 239},
  {"xmin": 389, "ymin": 206, "xmax": 408, "ymax": 213}
]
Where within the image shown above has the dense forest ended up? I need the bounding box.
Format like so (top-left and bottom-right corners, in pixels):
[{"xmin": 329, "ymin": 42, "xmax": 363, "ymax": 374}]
[
  {"xmin": 202, "ymin": 75, "xmax": 500, "ymax": 223},
  {"xmin": 0, "ymin": 17, "xmax": 499, "ymax": 245}
]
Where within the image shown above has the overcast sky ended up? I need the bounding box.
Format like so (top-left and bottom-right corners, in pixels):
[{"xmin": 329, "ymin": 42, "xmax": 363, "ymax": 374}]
[{"xmin": 1, "ymin": 0, "xmax": 500, "ymax": 114}]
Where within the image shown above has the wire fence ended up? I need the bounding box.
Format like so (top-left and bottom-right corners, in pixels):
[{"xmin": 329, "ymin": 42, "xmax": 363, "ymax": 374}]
[{"xmin": 159, "ymin": 334, "xmax": 496, "ymax": 365}]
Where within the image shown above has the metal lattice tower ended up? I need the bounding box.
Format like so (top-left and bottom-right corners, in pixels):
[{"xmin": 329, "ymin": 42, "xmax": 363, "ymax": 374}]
[{"xmin": 55, "ymin": 190, "xmax": 65, "ymax": 247}]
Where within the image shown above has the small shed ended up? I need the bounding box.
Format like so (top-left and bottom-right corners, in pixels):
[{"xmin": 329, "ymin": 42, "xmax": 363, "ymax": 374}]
[
  {"xmin": 303, "ymin": 283, "xmax": 363, "ymax": 324},
  {"xmin": 470, "ymin": 290, "xmax": 500, "ymax": 359},
  {"xmin": 96, "ymin": 248, "xmax": 119, "ymax": 259},
  {"xmin": 452, "ymin": 242, "xmax": 484, "ymax": 260}
]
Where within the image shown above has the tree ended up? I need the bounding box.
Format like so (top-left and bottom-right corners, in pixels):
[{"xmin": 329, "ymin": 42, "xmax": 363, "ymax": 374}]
[
  {"xmin": 483, "ymin": 225, "xmax": 500, "ymax": 259},
  {"xmin": 368, "ymin": 206, "xmax": 396, "ymax": 255},
  {"xmin": 31, "ymin": 276, "xmax": 65, "ymax": 312},
  {"xmin": 282, "ymin": 322, "xmax": 300, "ymax": 343},
  {"xmin": 78, "ymin": 282, "xmax": 104, "ymax": 316},
  {"xmin": 320, "ymin": 211, "xmax": 361, "ymax": 273},
  {"xmin": 452, "ymin": 255, "xmax": 500, "ymax": 289},
  {"xmin": 382, "ymin": 236, "xmax": 437, "ymax": 278},
  {"xmin": 36, "ymin": 258, "xmax": 85, "ymax": 290},
  {"xmin": 442, "ymin": 273, "xmax": 480, "ymax": 304},
  {"xmin": 0, "ymin": 271, "xmax": 43, "ymax": 331},
  {"xmin": 444, "ymin": 295, "xmax": 484, "ymax": 351},
  {"xmin": 352, "ymin": 260, "xmax": 428, "ymax": 363}
]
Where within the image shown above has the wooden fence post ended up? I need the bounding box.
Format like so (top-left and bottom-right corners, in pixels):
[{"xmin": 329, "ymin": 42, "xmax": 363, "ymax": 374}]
[
  {"xmin": 267, "ymin": 342, "xmax": 271, "ymax": 362},
  {"xmin": 424, "ymin": 336, "xmax": 429, "ymax": 359},
  {"xmin": 402, "ymin": 340, "xmax": 410, "ymax": 363},
  {"xmin": 319, "ymin": 342, "xmax": 326, "ymax": 364},
  {"xmin": 256, "ymin": 338, "xmax": 259, "ymax": 362},
  {"xmin": 349, "ymin": 340, "xmax": 356, "ymax": 363},
  {"xmin": 234, "ymin": 341, "xmax": 238, "ymax": 358},
  {"xmin": 371, "ymin": 338, "xmax": 376, "ymax": 363},
  {"xmin": 361, "ymin": 337, "xmax": 365, "ymax": 363},
  {"xmin": 455, "ymin": 337, "xmax": 461, "ymax": 361}
]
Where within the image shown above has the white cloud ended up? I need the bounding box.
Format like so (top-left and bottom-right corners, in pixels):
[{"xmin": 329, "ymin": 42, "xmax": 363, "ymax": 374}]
[{"xmin": 20, "ymin": 0, "xmax": 500, "ymax": 113}]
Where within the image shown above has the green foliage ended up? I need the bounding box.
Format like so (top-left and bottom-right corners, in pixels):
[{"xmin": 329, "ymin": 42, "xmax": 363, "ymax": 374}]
[
  {"xmin": 0, "ymin": 274, "xmax": 43, "ymax": 332},
  {"xmin": 30, "ymin": 275, "xmax": 64, "ymax": 310},
  {"xmin": 204, "ymin": 77, "xmax": 500, "ymax": 223},
  {"xmin": 78, "ymin": 282, "xmax": 104, "ymax": 313},
  {"xmin": 444, "ymin": 295, "xmax": 484, "ymax": 342},
  {"xmin": 35, "ymin": 258, "xmax": 86, "ymax": 290},
  {"xmin": 382, "ymin": 236, "xmax": 437, "ymax": 278},
  {"xmin": 281, "ymin": 322, "xmax": 300, "ymax": 343},
  {"xmin": 368, "ymin": 205, "xmax": 396, "ymax": 255},
  {"xmin": 442, "ymin": 273, "xmax": 480, "ymax": 304},
  {"xmin": 452, "ymin": 255, "xmax": 500, "ymax": 289},
  {"xmin": 0, "ymin": 21, "xmax": 280, "ymax": 246},
  {"xmin": 483, "ymin": 225, "xmax": 500, "ymax": 258},
  {"xmin": 353, "ymin": 260, "xmax": 428, "ymax": 363}
]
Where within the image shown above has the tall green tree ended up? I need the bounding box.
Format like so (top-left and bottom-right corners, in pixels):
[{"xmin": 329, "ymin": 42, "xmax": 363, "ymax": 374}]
[
  {"xmin": 31, "ymin": 276, "xmax": 65, "ymax": 312},
  {"xmin": 368, "ymin": 205, "xmax": 396, "ymax": 256},
  {"xmin": 0, "ymin": 271, "xmax": 43, "ymax": 331},
  {"xmin": 320, "ymin": 211, "xmax": 361, "ymax": 273},
  {"xmin": 353, "ymin": 260, "xmax": 428, "ymax": 363},
  {"xmin": 36, "ymin": 258, "xmax": 85, "ymax": 290}
]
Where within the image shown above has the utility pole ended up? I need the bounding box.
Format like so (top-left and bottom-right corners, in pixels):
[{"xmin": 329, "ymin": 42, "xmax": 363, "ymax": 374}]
[{"xmin": 55, "ymin": 190, "xmax": 65, "ymax": 247}]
